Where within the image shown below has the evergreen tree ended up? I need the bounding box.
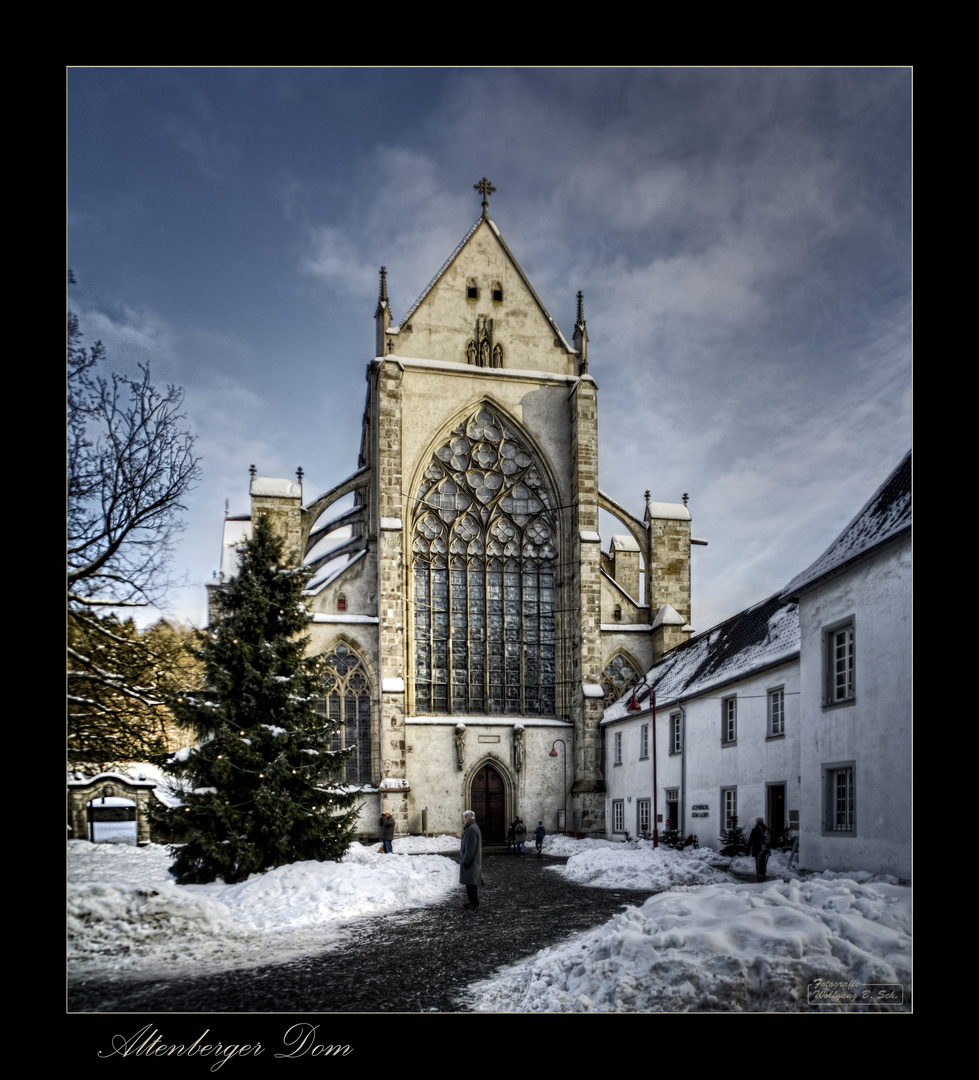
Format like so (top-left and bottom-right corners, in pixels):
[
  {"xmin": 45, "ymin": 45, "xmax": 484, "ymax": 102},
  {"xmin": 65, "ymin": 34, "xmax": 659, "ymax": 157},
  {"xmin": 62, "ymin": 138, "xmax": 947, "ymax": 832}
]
[
  {"xmin": 719, "ymin": 813, "xmax": 748, "ymax": 856},
  {"xmin": 160, "ymin": 515, "xmax": 358, "ymax": 884}
]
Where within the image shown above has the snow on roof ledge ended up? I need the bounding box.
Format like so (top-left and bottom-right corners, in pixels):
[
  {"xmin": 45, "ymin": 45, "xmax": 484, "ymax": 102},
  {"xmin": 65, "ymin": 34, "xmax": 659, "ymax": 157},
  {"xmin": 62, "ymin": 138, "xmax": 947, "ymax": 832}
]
[
  {"xmin": 611, "ymin": 534, "xmax": 640, "ymax": 552},
  {"xmin": 646, "ymin": 502, "xmax": 690, "ymax": 521},
  {"xmin": 651, "ymin": 604, "xmax": 685, "ymax": 628},
  {"xmin": 250, "ymin": 477, "xmax": 302, "ymax": 499}
]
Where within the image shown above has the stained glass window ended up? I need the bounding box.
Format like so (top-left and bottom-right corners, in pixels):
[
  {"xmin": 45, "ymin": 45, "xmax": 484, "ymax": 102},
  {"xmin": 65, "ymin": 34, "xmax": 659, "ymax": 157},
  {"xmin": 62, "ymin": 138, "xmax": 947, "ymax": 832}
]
[
  {"xmin": 318, "ymin": 643, "xmax": 373, "ymax": 783},
  {"xmin": 412, "ymin": 406, "xmax": 556, "ymax": 716}
]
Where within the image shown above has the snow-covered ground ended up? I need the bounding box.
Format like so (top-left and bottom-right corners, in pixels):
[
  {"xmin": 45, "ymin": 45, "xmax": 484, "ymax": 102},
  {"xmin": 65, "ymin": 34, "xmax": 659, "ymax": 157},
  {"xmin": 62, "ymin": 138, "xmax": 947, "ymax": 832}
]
[
  {"xmin": 68, "ymin": 835, "xmax": 459, "ymax": 981},
  {"xmin": 68, "ymin": 835, "xmax": 910, "ymax": 1011}
]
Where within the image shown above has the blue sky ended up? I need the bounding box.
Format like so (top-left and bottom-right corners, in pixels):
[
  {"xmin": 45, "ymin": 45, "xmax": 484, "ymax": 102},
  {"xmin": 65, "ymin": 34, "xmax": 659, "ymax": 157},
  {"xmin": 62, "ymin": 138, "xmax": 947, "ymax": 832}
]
[{"xmin": 67, "ymin": 68, "xmax": 911, "ymax": 634}]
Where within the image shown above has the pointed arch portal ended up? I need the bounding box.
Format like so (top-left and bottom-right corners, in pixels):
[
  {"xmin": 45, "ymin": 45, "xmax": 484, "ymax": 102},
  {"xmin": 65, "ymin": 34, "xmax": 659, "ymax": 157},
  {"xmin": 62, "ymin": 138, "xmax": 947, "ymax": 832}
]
[
  {"xmin": 469, "ymin": 761, "xmax": 507, "ymax": 842},
  {"xmin": 411, "ymin": 405, "xmax": 557, "ymax": 716}
]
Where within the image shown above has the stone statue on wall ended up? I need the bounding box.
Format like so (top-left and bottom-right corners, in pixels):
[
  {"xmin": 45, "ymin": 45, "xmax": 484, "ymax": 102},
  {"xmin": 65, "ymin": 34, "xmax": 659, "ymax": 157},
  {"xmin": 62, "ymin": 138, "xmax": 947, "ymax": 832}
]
[
  {"xmin": 513, "ymin": 724, "xmax": 525, "ymax": 772},
  {"xmin": 455, "ymin": 723, "xmax": 467, "ymax": 770}
]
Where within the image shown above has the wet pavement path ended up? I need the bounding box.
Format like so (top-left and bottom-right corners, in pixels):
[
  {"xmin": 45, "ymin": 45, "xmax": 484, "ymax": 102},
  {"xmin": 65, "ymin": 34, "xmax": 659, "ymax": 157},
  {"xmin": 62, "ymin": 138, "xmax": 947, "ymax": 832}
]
[{"xmin": 69, "ymin": 850, "xmax": 655, "ymax": 1013}]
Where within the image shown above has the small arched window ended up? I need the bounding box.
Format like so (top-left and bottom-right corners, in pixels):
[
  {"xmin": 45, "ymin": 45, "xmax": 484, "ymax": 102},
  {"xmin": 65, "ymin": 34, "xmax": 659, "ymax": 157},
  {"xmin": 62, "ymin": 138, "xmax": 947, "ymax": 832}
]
[
  {"xmin": 601, "ymin": 654, "xmax": 639, "ymax": 709},
  {"xmin": 467, "ymin": 278, "xmax": 478, "ymax": 300},
  {"xmin": 337, "ymin": 593, "xmax": 347, "ymax": 612},
  {"xmin": 492, "ymin": 281, "xmax": 503, "ymax": 302}
]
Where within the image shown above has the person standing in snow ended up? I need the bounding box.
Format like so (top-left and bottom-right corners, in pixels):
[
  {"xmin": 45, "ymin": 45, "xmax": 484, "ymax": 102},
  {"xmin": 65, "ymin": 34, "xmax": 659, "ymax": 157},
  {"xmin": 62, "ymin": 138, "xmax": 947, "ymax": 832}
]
[
  {"xmin": 534, "ymin": 821, "xmax": 546, "ymax": 855},
  {"xmin": 379, "ymin": 811, "xmax": 395, "ymax": 854},
  {"xmin": 513, "ymin": 817, "xmax": 527, "ymax": 854},
  {"xmin": 746, "ymin": 816, "xmax": 772, "ymax": 882},
  {"xmin": 460, "ymin": 809, "xmax": 484, "ymax": 909}
]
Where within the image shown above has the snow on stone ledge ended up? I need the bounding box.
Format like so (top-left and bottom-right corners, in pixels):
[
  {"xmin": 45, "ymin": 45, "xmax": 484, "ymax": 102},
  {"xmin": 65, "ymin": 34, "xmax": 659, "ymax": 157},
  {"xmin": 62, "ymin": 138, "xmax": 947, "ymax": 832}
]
[{"xmin": 249, "ymin": 477, "xmax": 302, "ymax": 498}]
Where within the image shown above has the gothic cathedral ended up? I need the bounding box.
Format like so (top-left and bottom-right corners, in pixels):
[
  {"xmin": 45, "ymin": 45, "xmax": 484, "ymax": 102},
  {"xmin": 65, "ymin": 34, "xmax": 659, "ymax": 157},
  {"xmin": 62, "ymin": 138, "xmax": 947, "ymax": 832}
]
[{"xmin": 212, "ymin": 180, "xmax": 696, "ymax": 840}]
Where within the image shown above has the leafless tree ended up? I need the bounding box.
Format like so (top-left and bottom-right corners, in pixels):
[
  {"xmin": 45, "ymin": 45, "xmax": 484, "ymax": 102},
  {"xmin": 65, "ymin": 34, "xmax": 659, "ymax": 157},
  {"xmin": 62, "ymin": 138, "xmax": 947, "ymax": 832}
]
[{"xmin": 67, "ymin": 287, "xmax": 201, "ymax": 765}]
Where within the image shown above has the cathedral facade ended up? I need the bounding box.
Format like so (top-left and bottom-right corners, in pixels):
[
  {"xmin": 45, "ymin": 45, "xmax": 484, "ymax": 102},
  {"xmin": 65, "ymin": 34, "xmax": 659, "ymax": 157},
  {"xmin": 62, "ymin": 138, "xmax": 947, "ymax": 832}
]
[{"xmin": 213, "ymin": 182, "xmax": 696, "ymax": 841}]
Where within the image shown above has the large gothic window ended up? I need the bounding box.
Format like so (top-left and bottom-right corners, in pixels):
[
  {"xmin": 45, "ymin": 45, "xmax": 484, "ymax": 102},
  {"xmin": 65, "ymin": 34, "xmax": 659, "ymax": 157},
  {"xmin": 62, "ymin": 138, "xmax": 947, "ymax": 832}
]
[
  {"xmin": 318, "ymin": 643, "xmax": 373, "ymax": 783},
  {"xmin": 412, "ymin": 406, "xmax": 556, "ymax": 716}
]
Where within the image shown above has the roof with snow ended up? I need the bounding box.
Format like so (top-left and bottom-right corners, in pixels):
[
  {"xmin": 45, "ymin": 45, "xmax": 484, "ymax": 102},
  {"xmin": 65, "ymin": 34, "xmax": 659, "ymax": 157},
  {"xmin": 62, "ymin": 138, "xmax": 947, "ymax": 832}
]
[
  {"xmin": 603, "ymin": 593, "xmax": 800, "ymax": 722},
  {"xmin": 781, "ymin": 450, "xmax": 911, "ymax": 598}
]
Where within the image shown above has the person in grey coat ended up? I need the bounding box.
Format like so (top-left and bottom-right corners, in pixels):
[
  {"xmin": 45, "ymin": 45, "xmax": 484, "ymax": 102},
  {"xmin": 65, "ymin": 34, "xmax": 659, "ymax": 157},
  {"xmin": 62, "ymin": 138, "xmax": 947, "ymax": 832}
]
[{"xmin": 459, "ymin": 809, "xmax": 484, "ymax": 909}]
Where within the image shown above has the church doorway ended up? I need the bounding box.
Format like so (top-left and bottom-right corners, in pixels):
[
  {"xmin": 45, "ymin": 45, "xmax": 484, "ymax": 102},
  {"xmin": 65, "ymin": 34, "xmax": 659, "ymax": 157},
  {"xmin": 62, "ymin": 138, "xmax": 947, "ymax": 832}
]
[
  {"xmin": 767, "ymin": 783, "xmax": 786, "ymax": 842},
  {"xmin": 470, "ymin": 763, "xmax": 507, "ymax": 842}
]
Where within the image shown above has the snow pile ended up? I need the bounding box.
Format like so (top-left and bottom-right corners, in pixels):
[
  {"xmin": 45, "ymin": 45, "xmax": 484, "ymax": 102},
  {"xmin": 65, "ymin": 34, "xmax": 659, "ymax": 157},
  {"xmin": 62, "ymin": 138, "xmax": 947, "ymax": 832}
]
[
  {"xmin": 68, "ymin": 838, "xmax": 459, "ymax": 980},
  {"xmin": 541, "ymin": 833, "xmax": 623, "ymax": 857},
  {"xmin": 466, "ymin": 875, "xmax": 910, "ymax": 1012},
  {"xmin": 555, "ymin": 841, "xmax": 738, "ymax": 890}
]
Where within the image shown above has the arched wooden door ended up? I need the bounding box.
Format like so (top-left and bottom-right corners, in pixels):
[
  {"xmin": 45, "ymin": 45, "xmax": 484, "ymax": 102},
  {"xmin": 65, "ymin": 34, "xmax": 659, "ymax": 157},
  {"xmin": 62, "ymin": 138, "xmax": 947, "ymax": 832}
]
[{"xmin": 470, "ymin": 763, "xmax": 506, "ymax": 842}]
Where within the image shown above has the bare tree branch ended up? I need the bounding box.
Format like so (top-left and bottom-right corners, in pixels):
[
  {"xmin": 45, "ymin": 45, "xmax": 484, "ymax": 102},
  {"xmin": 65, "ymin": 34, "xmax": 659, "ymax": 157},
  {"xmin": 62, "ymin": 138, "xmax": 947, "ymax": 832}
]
[{"xmin": 67, "ymin": 283, "xmax": 203, "ymax": 767}]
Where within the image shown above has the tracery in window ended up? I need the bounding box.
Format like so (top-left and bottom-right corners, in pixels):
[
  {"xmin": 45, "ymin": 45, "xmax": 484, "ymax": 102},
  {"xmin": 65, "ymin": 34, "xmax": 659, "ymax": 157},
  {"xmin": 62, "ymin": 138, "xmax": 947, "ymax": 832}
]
[
  {"xmin": 412, "ymin": 405, "xmax": 556, "ymax": 716},
  {"xmin": 601, "ymin": 654, "xmax": 639, "ymax": 708},
  {"xmin": 318, "ymin": 643, "xmax": 372, "ymax": 783}
]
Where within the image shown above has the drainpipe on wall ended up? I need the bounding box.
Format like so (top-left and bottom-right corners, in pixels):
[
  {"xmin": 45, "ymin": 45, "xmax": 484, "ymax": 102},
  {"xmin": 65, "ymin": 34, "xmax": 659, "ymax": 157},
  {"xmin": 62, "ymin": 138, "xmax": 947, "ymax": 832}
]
[{"xmin": 679, "ymin": 701, "xmax": 687, "ymax": 838}]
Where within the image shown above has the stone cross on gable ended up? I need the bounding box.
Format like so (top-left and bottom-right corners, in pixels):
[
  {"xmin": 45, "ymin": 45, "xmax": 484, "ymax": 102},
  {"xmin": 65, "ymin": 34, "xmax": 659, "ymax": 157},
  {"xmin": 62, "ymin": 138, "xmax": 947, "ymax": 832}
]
[{"xmin": 474, "ymin": 176, "xmax": 496, "ymax": 215}]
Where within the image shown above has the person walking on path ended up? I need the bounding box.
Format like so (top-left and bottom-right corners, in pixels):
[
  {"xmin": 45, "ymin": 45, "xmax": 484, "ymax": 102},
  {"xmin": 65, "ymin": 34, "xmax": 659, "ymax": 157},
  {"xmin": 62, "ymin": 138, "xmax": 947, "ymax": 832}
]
[
  {"xmin": 460, "ymin": 809, "xmax": 484, "ymax": 909},
  {"xmin": 379, "ymin": 811, "xmax": 395, "ymax": 854},
  {"xmin": 534, "ymin": 821, "xmax": 546, "ymax": 855},
  {"xmin": 746, "ymin": 816, "xmax": 772, "ymax": 882},
  {"xmin": 513, "ymin": 817, "xmax": 527, "ymax": 854}
]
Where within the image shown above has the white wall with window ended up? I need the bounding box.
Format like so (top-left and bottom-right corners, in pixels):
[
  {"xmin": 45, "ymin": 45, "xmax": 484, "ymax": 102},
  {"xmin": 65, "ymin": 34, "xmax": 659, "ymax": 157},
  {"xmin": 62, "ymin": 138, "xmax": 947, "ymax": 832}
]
[
  {"xmin": 677, "ymin": 656, "xmax": 799, "ymax": 852},
  {"xmin": 784, "ymin": 450, "xmax": 910, "ymax": 878},
  {"xmin": 721, "ymin": 696, "xmax": 737, "ymax": 745},
  {"xmin": 721, "ymin": 786, "xmax": 738, "ymax": 831},
  {"xmin": 792, "ymin": 538, "xmax": 910, "ymax": 877},
  {"xmin": 823, "ymin": 620, "xmax": 855, "ymax": 706},
  {"xmin": 602, "ymin": 698, "xmax": 682, "ymax": 844},
  {"xmin": 602, "ymin": 593, "xmax": 800, "ymax": 852},
  {"xmin": 670, "ymin": 712, "xmax": 682, "ymax": 754},
  {"xmin": 767, "ymin": 687, "xmax": 785, "ymax": 738}
]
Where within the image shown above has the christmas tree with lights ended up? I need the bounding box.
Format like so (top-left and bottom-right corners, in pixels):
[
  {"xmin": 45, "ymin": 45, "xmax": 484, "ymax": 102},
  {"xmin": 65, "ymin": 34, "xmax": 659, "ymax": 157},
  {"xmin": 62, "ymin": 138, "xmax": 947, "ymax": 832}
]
[{"xmin": 162, "ymin": 515, "xmax": 358, "ymax": 884}]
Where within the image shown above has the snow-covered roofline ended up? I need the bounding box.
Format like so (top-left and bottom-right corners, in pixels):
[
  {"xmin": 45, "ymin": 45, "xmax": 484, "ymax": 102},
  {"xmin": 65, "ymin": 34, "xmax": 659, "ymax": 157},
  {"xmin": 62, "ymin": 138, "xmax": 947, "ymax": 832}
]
[
  {"xmin": 782, "ymin": 450, "xmax": 911, "ymax": 598},
  {"xmin": 603, "ymin": 592, "xmax": 800, "ymax": 723}
]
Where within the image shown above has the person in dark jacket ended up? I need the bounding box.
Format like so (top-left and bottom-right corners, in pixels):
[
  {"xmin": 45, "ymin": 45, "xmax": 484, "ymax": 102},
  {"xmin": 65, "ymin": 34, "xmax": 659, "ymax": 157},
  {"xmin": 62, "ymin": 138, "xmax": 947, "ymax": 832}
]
[
  {"xmin": 460, "ymin": 809, "xmax": 484, "ymax": 909},
  {"xmin": 379, "ymin": 811, "xmax": 395, "ymax": 854},
  {"xmin": 534, "ymin": 821, "xmax": 546, "ymax": 855},
  {"xmin": 746, "ymin": 817, "xmax": 772, "ymax": 881},
  {"xmin": 513, "ymin": 817, "xmax": 527, "ymax": 854}
]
